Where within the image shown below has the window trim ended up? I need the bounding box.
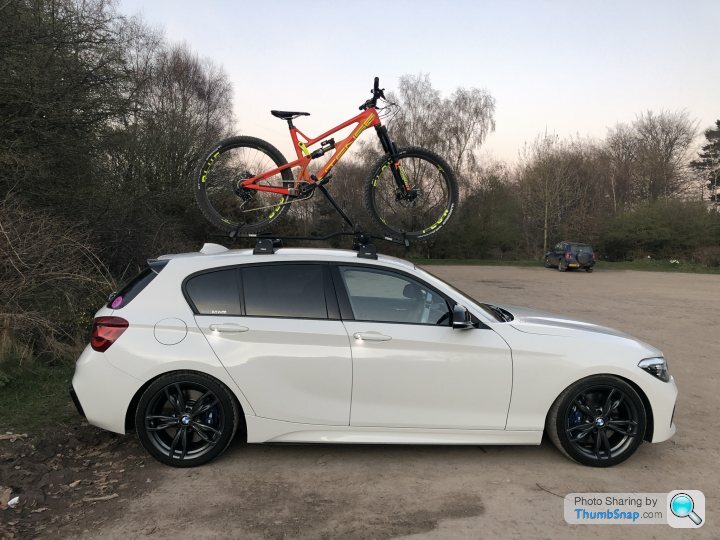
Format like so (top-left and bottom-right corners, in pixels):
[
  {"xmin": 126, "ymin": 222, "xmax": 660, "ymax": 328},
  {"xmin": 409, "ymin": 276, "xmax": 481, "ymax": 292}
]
[{"xmin": 332, "ymin": 263, "xmax": 455, "ymax": 327}]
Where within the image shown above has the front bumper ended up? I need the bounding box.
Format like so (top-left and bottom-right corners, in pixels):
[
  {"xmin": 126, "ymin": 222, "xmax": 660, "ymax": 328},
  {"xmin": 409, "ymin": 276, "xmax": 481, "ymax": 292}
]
[{"xmin": 647, "ymin": 375, "xmax": 678, "ymax": 443}]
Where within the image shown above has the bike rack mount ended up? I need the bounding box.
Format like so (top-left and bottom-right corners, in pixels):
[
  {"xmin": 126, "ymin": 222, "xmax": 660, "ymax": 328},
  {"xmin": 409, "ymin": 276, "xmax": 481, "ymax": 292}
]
[{"xmin": 217, "ymin": 182, "xmax": 411, "ymax": 260}]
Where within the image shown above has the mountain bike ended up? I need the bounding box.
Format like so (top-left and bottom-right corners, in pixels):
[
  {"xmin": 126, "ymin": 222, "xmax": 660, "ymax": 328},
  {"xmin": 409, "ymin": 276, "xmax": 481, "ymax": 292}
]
[{"xmin": 194, "ymin": 77, "xmax": 458, "ymax": 240}]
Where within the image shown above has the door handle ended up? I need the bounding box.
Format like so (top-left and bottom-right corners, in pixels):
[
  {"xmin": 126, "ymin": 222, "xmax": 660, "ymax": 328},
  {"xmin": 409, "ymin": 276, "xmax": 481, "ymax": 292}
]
[
  {"xmin": 353, "ymin": 332, "xmax": 392, "ymax": 342},
  {"xmin": 209, "ymin": 324, "xmax": 249, "ymax": 333}
]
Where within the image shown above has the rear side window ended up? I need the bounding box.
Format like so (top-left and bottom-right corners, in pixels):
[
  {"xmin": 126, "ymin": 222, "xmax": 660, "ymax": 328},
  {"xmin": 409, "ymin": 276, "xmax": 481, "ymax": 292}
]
[
  {"xmin": 185, "ymin": 269, "xmax": 241, "ymax": 315},
  {"xmin": 242, "ymin": 264, "xmax": 327, "ymax": 319},
  {"xmin": 108, "ymin": 261, "xmax": 167, "ymax": 309}
]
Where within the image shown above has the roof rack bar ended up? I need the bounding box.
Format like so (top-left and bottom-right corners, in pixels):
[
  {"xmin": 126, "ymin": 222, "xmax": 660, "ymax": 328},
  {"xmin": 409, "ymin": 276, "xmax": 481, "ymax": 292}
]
[{"xmin": 213, "ymin": 184, "xmax": 411, "ymax": 259}]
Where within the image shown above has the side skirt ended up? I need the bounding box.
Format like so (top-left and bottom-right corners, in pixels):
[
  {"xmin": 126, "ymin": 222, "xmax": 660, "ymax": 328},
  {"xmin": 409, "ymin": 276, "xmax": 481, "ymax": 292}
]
[{"xmin": 245, "ymin": 416, "xmax": 543, "ymax": 445}]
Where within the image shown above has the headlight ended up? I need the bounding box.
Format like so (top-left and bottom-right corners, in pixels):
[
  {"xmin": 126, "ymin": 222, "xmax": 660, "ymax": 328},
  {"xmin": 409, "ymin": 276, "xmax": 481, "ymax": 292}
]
[{"xmin": 638, "ymin": 357, "xmax": 670, "ymax": 382}]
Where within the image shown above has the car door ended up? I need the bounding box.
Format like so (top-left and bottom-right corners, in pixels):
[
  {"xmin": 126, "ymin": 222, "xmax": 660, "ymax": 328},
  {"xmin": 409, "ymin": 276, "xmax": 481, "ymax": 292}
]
[
  {"xmin": 188, "ymin": 263, "xmax": 352, "ymax": 426},
  {"xmin": 334, "ymin": 265, "xmax": 513, "ymax": 430}
]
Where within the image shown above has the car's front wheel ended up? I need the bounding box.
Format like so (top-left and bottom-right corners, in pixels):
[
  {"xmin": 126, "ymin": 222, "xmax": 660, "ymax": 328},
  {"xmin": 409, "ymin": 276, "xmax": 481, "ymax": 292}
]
[
  {"xmin": 135, "ymin": 372, "xmax": 240, "ymax": 467},
  {"xmin": 546, "ymin": 375, "xmax": 646, "ymax": 467}
]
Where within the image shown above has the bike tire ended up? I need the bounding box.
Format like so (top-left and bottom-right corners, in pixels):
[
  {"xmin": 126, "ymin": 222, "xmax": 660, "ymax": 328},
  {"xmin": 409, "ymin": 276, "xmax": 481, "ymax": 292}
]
[
  {"xmin": 364, "ymin": 147, "xmax": 459, "ymax": 240},
  {"xmin": 194, "ymin": 136, "xmax": 294, "ymax": 234}
]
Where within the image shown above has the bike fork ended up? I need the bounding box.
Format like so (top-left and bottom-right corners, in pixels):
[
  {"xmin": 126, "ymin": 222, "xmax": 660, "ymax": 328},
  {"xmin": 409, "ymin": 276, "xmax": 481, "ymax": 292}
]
[{"xmin": 375, "ymin": 126, "xmax": 411, "ymax": 193}]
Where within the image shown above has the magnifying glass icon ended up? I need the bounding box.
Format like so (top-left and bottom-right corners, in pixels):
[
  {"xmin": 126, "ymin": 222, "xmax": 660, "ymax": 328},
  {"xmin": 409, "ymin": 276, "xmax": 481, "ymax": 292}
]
[{"xmin": 670, "ymin": 493, "xmax": 702, "ymax": 526}]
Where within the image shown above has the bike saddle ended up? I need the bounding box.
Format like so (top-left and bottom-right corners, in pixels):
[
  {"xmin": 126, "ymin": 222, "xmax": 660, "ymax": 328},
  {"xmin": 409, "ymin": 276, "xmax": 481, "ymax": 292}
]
[{"xmin": 271, "ymin": 110, "xmax": 310, "ymax": 120}]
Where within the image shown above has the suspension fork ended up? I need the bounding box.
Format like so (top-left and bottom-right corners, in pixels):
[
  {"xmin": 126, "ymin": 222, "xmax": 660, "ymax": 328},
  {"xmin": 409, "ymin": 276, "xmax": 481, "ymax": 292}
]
[{"xmin": 375, "ymin": 126, "xmax": 412, "ymax": 193}]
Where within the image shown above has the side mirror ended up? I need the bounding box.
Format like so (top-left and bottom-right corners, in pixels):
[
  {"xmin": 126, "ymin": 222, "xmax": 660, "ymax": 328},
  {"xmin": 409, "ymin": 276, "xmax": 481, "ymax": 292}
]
[{"xmin": 452, "ymin": 305, "xmax": 473, "ymax": 329}]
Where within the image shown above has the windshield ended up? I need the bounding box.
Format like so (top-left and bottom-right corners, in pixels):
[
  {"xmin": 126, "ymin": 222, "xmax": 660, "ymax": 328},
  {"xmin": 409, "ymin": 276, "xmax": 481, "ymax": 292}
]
[
  {"xmin": 414, "ymin": 267, "xmax": 511, "ymax": 322},
  {"xmin": 570, "ymin": 244, "xmax": 593, "ymax": 253}
]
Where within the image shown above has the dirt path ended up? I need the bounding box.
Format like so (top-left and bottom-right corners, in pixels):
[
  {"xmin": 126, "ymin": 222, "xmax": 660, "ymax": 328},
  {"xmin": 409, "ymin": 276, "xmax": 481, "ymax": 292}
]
[{"xmin": 6, "ymin": 267, "xmax": 718, "ymax": 539}]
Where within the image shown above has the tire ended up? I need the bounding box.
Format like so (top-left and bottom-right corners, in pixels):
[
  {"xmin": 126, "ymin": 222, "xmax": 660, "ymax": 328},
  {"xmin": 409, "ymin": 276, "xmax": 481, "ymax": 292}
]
[
  {"xmin": 135, "ymin": 372, "xmax": 240, "ymax": 467},
  {"xmin": 586, "ymin": 267, "xmax": 594, "ymax": 273},
  {"xmin": 544, "ymin": 257, "xmax": 553, "ymax": 268},
  {"xmin": 546, "ymin": 375, "xmax": 646, "ymax": 467},
  {"xmin": 364, "ymin": 147, "xmax": 458, "ymax": 240},
  {"xmin": 194, "ymin": 136, "xmax": 294, "ymax": 234}
]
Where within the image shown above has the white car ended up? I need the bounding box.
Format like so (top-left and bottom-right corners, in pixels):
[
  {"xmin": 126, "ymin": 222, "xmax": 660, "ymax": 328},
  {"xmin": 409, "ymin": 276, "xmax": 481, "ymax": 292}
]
[{"xmin": 71, "ymin": 244, "xmax": 677, "ymax": 468}]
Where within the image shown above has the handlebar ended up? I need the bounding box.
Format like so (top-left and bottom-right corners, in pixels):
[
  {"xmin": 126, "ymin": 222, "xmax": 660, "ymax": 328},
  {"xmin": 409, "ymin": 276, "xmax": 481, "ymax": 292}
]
[{"xmin": 359, "ymin": 76, "xmax": 386, "ymax": 110}]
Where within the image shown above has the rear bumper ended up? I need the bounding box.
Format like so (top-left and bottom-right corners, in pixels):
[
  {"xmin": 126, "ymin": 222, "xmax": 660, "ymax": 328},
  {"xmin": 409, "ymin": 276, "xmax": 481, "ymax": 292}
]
[
  {"xmin": 69, "ymin": 386, "xmax": 85, "ymax": 417},
  {"xmin": 72, "ymin": 345, "xmax": 142, "ymax": 434}
]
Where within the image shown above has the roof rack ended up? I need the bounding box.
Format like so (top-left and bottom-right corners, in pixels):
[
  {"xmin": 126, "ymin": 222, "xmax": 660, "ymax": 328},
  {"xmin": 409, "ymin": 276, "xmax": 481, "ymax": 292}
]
[
  {"xmin": 214, "ymin": 181, "xmax": 411, "ymax": 260},
  {"xmin": 243, "ymin": 229, "xmax": 404, "ymax": 260}
]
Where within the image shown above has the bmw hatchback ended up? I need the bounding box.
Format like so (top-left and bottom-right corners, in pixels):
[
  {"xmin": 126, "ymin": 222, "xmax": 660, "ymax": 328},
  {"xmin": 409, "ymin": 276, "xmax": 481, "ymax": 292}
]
[{"xmin": 71, "ymin": 244, "xmax": 677, "ymax": 467}]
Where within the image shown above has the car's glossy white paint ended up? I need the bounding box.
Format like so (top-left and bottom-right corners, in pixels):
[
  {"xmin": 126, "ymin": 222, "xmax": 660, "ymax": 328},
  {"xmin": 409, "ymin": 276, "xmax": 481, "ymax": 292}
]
[{"xmin": 72, "ymin": 246, "xmax": 677, "ymax": 448}]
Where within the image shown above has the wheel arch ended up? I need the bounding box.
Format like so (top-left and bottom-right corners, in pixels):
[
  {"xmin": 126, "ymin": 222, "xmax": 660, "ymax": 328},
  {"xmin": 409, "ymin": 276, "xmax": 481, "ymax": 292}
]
[
  {"xmin": 544, "ymin": 372, "xmax": 654, "ymax": 442},
  {"xmin": 124, "ymin": 369, "xmax": 247, "ymax": 441}
]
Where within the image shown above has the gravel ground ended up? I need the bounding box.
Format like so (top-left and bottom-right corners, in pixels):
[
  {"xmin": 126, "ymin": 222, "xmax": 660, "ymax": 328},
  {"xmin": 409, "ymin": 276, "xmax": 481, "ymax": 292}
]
[{"xmin": 4, "ymin": 266, "xmax": 718, "ymax": 539}]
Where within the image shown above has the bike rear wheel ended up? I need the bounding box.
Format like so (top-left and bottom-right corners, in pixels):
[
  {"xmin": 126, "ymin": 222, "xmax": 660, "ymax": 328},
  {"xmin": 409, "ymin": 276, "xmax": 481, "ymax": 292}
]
[
  {"xmin": 364, "ymin": 147, "xmax": 458, "ymax": 240},
  {"xmin": 194, "ymin": 136, "xmax": 294, "ymax": 234}
]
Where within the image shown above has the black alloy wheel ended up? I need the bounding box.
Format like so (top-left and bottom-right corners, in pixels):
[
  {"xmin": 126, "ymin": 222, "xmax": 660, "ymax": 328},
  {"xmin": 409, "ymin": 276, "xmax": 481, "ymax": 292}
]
[
  {"xmin": 135, "ymin": 372, "xmax": 239, "ymax": 467},
  {"xmin": 547, "ymin": 375, "xmax": 646, "ymax": 467}
]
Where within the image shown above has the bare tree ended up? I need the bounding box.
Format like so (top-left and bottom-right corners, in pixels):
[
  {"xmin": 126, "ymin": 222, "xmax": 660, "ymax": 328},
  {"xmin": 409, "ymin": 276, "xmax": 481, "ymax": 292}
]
[{"xmin": 606, "ymin": 111, "xmax": 698, "ymax": 207}]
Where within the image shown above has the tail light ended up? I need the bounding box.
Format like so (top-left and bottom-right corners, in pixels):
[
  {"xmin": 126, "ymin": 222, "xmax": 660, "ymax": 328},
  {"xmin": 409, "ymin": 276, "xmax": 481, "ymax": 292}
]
[
  {"xmin": 91, "ymin": 316, "xmax": 129, "ymax": 352},
  {"xmin": 564, "ymin": 252, "xmax": 572, "ymax": 260}
]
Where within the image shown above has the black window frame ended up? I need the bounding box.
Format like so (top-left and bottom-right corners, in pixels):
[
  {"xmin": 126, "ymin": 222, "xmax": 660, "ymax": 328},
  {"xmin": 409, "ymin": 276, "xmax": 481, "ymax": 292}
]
[
  {"xmin": 331, "ymin": 263, "xmax": 456, "ymax": 327},
  {"xmin": 182, "ymin": 262, "xmax": 339, "ymax": 321}
]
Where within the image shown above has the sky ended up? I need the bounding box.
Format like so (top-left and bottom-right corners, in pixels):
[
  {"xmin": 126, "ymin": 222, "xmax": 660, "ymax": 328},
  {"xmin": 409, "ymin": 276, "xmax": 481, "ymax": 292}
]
[{"xmin": 117, "ymin": 0, "xmax": 719, "ymax": 163}]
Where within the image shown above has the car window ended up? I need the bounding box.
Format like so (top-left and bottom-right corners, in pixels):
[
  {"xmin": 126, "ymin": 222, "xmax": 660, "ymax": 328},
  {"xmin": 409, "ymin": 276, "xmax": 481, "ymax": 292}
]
[
  {"xmin": 339, "ymin": 266, "xmax": 450, "ymax": 325},
  {"xmin": 185, "ymin": 268, "xmax": 241, "ymax": 315},
  {"xmin": 242, "ymin": 264, "xmax": 327, "ymax": 319}
]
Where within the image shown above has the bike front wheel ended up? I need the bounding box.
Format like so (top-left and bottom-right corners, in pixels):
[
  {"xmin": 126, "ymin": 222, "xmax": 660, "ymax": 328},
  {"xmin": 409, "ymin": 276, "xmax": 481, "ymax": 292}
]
[
  {"xmin": 194, "ymin": 136, "xmax": 294, "ymax": 234},
  {"xmin": 364, "ymin": 147, "xmax": 459, "ymax": 240}
]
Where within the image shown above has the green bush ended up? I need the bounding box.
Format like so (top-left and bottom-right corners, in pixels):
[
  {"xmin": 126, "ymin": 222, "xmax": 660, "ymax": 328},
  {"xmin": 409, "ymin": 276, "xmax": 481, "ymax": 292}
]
[{"xmin": 599, "ymin": 200, "xmax": 720, "ymax": 261}]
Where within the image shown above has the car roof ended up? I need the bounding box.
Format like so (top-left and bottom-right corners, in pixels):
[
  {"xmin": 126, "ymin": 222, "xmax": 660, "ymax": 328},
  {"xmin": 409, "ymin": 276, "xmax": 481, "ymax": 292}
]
[{"xmin": 157, "ymin": 243, "xmax": 416, "ymax": 271}]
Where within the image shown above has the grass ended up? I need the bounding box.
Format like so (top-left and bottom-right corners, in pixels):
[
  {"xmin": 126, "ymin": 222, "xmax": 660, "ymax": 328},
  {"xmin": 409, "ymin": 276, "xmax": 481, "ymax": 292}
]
[
  {"xmin": 412, "ymin": 258, "xmax": 720, "ymax": 274},
  {"xmin": 0, "ymin": 360, "xmax": 76, "ymax": 434}
]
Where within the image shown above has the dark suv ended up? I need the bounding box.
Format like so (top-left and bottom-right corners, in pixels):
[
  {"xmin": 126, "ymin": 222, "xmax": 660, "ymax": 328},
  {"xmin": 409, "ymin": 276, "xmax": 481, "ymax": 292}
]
[{"xmin": 544, "ymin": 241, "xmax": 596, "ymax": 272}]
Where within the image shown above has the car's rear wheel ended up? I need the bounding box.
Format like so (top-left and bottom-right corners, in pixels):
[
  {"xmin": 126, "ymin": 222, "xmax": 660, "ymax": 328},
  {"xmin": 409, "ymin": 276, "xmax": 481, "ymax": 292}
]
[
  {"xmin": 135, "ymin": 372, "xmax": 239, "ymax": 467},
  {"xmin": 586, "ymin": 267, "xmax": 594, "ymax": 273},
  {"xmin": 546, "ymin": 375, "xmax": 646, "ymax": 467}
]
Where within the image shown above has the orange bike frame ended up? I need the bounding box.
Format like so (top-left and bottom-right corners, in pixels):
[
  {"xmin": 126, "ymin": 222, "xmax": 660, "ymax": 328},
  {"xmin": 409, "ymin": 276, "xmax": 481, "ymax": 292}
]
[{"xmin": 240, "ymin": 108, "xmax": 381, "ymax": 195}]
